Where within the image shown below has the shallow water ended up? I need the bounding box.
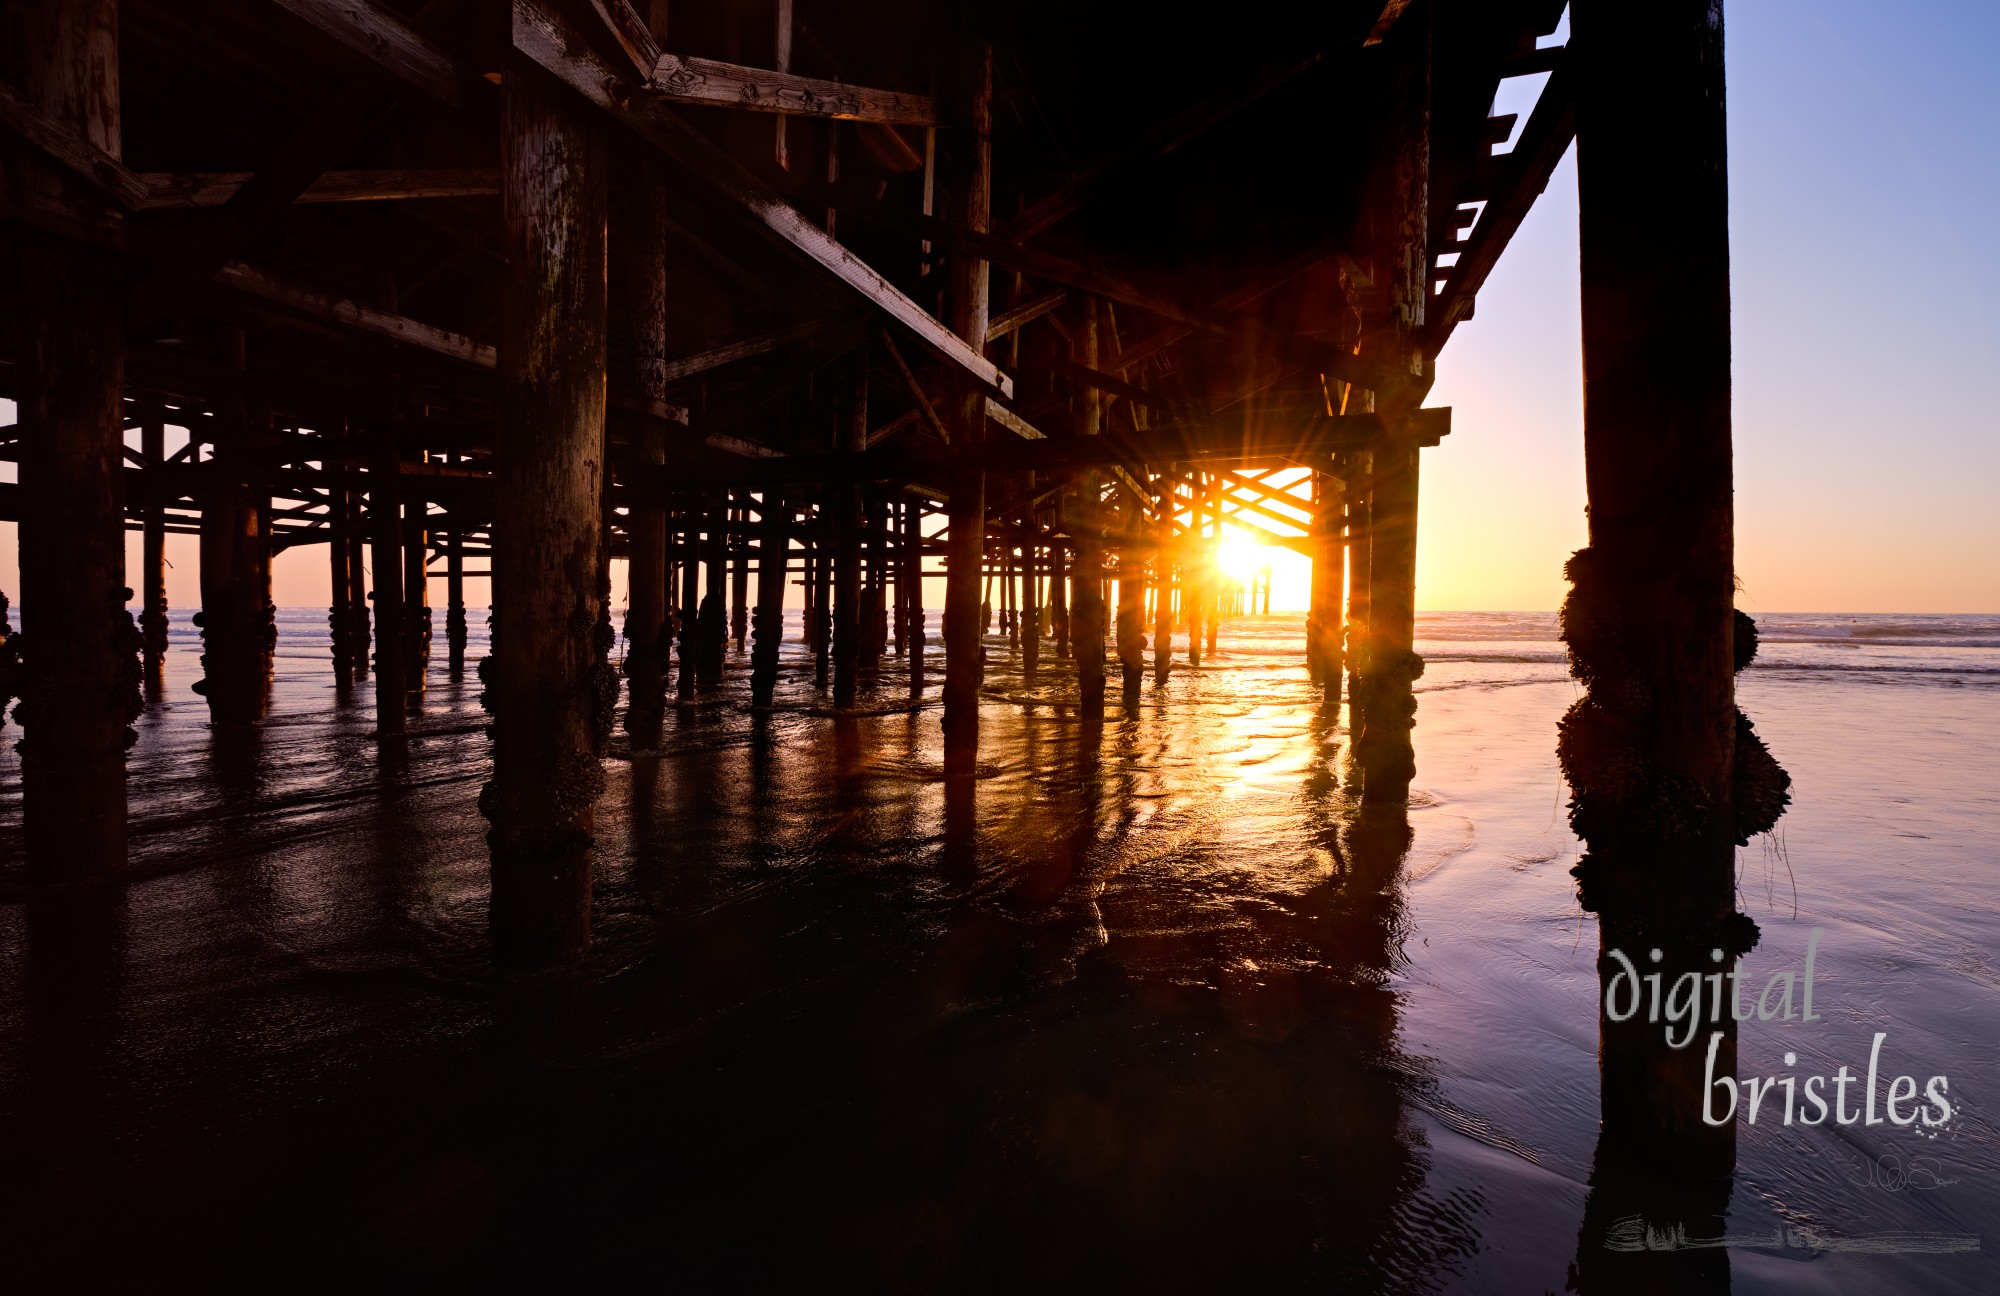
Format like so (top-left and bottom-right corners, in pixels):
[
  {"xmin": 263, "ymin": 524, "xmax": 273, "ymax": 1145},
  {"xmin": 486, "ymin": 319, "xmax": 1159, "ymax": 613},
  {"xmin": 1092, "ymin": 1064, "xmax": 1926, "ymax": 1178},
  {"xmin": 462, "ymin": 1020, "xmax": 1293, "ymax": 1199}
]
[{"xmin": 0, "ymin": 608, "xmax": 1993, "ymax": 1290}]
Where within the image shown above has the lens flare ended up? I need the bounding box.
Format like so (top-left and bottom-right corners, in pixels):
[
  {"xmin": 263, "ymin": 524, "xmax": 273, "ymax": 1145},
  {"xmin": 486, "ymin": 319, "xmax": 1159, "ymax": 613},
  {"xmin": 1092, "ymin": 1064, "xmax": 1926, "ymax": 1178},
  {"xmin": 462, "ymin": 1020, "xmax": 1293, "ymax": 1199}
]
[{"xmin": 1216, "ymin": 532, "xmax": 1270, "ymax": 582}]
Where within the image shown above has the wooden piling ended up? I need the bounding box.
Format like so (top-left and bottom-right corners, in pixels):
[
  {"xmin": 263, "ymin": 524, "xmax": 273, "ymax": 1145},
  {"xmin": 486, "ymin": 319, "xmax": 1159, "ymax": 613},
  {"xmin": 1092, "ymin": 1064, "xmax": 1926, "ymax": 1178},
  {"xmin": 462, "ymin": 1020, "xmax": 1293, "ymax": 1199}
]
[
  {"xmin": 197, "ymin": 330, "xmax": 275, "ymax": 727},
  {"xmin": 486, "ymin": 74, "xmax": 609, "ymax": 968},
  {"xmin": 1152, "ymin": 475, "xmax": 1174, "ymax": 683},
  {"xmin": 1568, "ymin": 0, "xmax": 1751, "ymax": 922},
  {"xmin": 140, "ymin": 404, "xmax": 169, "ymax": 690},
  {"xmin": 751, "ymin": 492, "xmax": 789, "ymax": 707},
  {"xmin": 1307, "ymin": 471, "xmax": 1345, "ymax": 692},
  {"xmin": 1355, "ymin": 0, "xmax": 1430, "ymax": 804},
  {"xmin": 941, "ymin": 37, "xmax": 993, "ymax": 774},
  {"xmin": 402, "ymin": 477, "xmax": 431, "ymax": 696},
  {"xmin": 1358, "ymin": 436, "xmax": 1421, "ymax": 799},
  {"xmin": 444, "ymin": 506, "xmax": 467, "ymax": 672},
  {"xmin": 904, "ymin": 497, "xmax": 925, "ymax": 700},
  {"xmin": 1570, "ymin": 0, "xmax": 1771, "ymax": 1181},
  {"xmin": 729, "ymin": 497, "xmax": 749, "ymax": 653},
  {"xmin": 833, "ymin": 360, "xmax": 866, "ymax": 708},
  {"xmin": 366, "ymin": 432, "xmax": 407, "ymax": 733},
  {"xmin": 621, "ymin": 164, "xmax": 671, "ymax": 746},
  {"xmin": 10, "ymin": 0, "xmax": 134, "ymax": 881},
  {"xmin": 1069, "ymin": 298, "xmax": 1106, "ymax": 710}
]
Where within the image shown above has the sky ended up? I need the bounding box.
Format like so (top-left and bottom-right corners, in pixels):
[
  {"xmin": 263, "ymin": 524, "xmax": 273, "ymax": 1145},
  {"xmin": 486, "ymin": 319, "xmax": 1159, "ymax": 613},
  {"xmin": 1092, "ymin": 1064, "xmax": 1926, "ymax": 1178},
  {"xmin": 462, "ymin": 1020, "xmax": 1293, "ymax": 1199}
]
[{"xmin": 2, "ymin": 0, "xmax": 1993, "ymax": 614}]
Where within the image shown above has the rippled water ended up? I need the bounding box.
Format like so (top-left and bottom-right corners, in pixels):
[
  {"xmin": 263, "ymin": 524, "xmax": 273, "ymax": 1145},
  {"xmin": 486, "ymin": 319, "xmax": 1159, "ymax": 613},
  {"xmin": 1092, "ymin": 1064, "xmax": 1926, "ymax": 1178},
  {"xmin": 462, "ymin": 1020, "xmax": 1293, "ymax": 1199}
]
[{"xmin": 0, "ymin": 609, "xmax": 1993, "ymax": 1290}]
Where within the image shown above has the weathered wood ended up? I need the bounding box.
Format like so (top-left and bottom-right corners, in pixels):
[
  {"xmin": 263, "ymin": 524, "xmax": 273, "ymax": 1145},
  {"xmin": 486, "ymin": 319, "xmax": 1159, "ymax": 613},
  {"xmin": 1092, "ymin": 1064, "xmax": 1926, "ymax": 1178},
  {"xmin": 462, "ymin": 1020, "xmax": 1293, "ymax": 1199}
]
[
  {"xmin": 510, "ymin": 0, "xmax": 1010, "ymax": 398},
  {"xmin": 401, "ymin": 469, "xmax": 432, "ymax": 691},
  {"xmin": 1152, "ymin": 475, "xmax": 1174, "ymax": 683},
  {"xmin": 939, "ymin": 36, "xmax": 992, "ymax": 774},
  {"xmin": 1355, "ymin": 2, "xmax": 1429, "ymax": 805},
  {"xmin": 903, "ymin": 497, "xmax": 924, "ymax": 700},
  {"xmin": 215, "ymin": 262, "xmax": 497, "ymax": 368},
  {"xmin": 444, "ymin": 506, "xmax": 467, "ymax": 670},
  {"xmin": 139, "ymin": 405, "xmax": 169, "ymax": 685},
  {"xmin": 621, "ymin": 163, "xmax": 671, "ymax": 749},
  {"xmin": 832, "ymin": 359, "xmax": 866, "ymax": 707},
  {"xmin": 136, "ymin": 168, "xmax": 500, "ymax": 209},
  {"xmin": 1070, "ymin": 298, "xmax": 1106, "ymax": 708},
  {"xmin": 486, "ymin": 73, "xmax": 609, "ymax": 968},
  {"xmin": 650, "ymin": 53, "xmax": 937, "ymax": 126},
  {"xmin": 1305, "ymin": 471, "xmax": 1344, "ymax": 687},
  {"xmin": 751, "ymin": 491, "xmax": 789, "ymax": 707},
  {"xmin": 9, "ymin": 0, "xmax": 132, "ymax": 881},
  {"xmin": 0, "ymin": 78, "xmax": 148, "ymax": 213},
  {"xmin": 1427, "ymin": 56, "xmax": 1574, "ymax": 348},
  {"xmin": 1571, "ymin": 0, "xmax": 1744, "ymax": 911},
  {"xmin": 984, "ymin": 289, "xmax": 1066, "ymax": 343},
  {"xmin": 195, "ymin": 329, "xmax": 276, "ymax": 728},
  {"xmin": 731, "ymin": 493, "xmax": 750, "ymax": 650},
  {"xmin": 659, "ymin": 317, "xmax": 830, "ymax": 385},
  {"xmin": 270, "ymin": 0, "xmax": 468, "ymax": 107},
  {"xmin": 366, "ymin": 430, "xmax": 407, "ymax": 733}
]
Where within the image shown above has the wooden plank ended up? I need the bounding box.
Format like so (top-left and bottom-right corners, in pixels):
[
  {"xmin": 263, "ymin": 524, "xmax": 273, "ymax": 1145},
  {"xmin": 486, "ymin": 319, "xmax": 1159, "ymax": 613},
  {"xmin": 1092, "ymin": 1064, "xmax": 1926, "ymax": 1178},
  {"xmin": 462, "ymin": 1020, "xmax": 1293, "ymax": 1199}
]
[
  {"xmin": 0, "ymin": 80, "xmax": 148, "ymax": 210},
  {"xmin": 1212, "ymin": 504, "xmax": 1313, "ymax": 556},
  {"xmin": 130, "ymin": 0, "xmax": 464, "ymax": 325},
  {"xmin": 1032, "ymin": 354, "xmax": 1196, "ymax": 417},
  {"xmin": 983, "ymin": 397, "xmax": 1046, "ymax": 441},
  {"xmin": 136, "ymin": 168, "xmax": 500, "ymax": 209},
  {"xmin": 511, "ymin": 0, "xmax": 1009, "ymax": 398},
  {"xmin": 879, "ymin": 329, "xmax": 949, "ymax": 445},
  {"xmin": 651, "ymin": 53, "xmax": 937, "ymax": 126},
  {"xmin": 270, "ymin": 0, "xmax": 466, "ymax": 107},
  {"xmin": 842, "ymin": 194, "xmax": 1211, "ymax": 335},
  {"xmin": 984, "ymin": 289, "xmax": 1066, "ymax": 343},
  {"xmin": 1427, "ymin": 56, "xmax": 1574, "ymax": 350},
  {"xmin": 863, "ymin": 407, "xmax": 922, "ymax": 449},
  {"xmin": 583, "ymin": 0, "xmax": 934, "ymax": 124},
  {"xmin": 658, "ymin": 317, "xmax": 830, "ymax": 383},
  {"xmin": 215, "ymin": 261, "xmax": 497, "ymax": 368},
  {"xmin": 1365, "ymin": 0, "xmax": 1415, "ymax": 46},
  {"xmin": 610, "ymin": 393, "xmax": 692, "ymax": 426}
]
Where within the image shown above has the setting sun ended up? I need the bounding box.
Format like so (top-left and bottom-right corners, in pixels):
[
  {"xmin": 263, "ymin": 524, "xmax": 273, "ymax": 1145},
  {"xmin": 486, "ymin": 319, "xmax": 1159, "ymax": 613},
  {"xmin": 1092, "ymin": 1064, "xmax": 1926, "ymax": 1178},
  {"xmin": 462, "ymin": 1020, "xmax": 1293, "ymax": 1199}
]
[{"xmin": 1215, "ymin": 531, "xmax": 1272, "ymax": 583}]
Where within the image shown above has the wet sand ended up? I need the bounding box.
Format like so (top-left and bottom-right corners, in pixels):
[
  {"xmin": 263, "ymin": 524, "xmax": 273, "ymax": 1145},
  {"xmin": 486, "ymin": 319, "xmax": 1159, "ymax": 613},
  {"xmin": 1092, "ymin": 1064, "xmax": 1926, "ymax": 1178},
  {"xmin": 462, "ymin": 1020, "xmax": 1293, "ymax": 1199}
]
[{"xmin": 0, "ymin": 610, "xmax": 1993, "ymax": 1291}]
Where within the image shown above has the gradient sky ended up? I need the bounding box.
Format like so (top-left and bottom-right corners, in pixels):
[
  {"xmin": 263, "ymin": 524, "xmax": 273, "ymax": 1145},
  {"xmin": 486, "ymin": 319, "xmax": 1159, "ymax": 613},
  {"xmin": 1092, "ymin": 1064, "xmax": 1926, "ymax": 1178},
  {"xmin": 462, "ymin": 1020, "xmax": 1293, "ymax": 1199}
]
[{"xmin": 3, "ymin": 0, "xmax": 1993, "ymax": 614}]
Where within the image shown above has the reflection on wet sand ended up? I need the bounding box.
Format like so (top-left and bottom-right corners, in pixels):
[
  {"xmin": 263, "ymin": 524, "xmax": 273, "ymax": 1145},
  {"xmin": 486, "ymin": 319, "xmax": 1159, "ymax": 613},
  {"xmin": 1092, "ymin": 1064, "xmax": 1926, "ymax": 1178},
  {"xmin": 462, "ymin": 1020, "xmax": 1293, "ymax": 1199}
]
[{"xmin": 0, "ymin": 611, "xmax": 1702, "ymax": 1286}]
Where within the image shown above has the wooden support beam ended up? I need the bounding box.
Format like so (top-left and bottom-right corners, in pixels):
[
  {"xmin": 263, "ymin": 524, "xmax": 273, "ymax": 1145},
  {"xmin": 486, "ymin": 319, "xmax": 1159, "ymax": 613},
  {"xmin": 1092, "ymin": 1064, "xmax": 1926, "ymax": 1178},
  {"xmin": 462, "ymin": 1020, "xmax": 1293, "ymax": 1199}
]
[
  {"xmin": 983, "ymin": 397, "xmax": 1046, "ymax": 441},
  {"xmin": 1427, "ymin": 54, "xmax": 1575, "ymax": 349},
  {"xmin": 0, "ymin": 79, "xmax": 148, "ymax": 213},
  {"xmin": 511, "ymin": 0, "xmax": 1009, "ymax": 398},
  {"xmin": 135, "ymin": 168, "xmax": 500, "ymax": 209},
  {"xmin": 984, "ymin": 289, "xmax": 1066, "ymax": 343},
  {"xmin": 581, "ymin": 0, "xmax": 935, "ymax": 124},
  {"xmin": 659, "ymin": 316, "xmax": 831, "ymax": 384},
  {"xmin": 879, "ymin": 329, "xmax": 947, "ymax": 445},
  {"xmin": 270, "ymin": 0, "xmax": 469, "ymax": 107},
  {"xmin": 650, "ymin": 53, "xmax": 936, "ymax": 126},
  {"xmin": 215, "ymin": 262, "xmax": 497, "ymax": 368}
]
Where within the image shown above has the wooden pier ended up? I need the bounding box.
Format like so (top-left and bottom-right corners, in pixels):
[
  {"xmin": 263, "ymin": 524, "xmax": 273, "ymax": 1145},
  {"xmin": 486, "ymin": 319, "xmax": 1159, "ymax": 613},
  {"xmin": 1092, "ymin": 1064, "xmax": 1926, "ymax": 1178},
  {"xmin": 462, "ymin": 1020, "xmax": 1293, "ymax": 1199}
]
[{"xmin": 0, "ymin": 0, "xmax": 1778, "ymax": 975}]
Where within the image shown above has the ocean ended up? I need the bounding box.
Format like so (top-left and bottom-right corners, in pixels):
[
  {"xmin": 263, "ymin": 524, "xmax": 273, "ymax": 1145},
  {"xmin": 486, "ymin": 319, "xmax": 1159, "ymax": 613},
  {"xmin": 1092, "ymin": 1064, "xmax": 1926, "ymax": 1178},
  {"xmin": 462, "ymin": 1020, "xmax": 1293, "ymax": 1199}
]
[{"xmin": 0, "ymin": 607, "xmax": 1992, "ymax": 1290}]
